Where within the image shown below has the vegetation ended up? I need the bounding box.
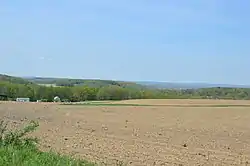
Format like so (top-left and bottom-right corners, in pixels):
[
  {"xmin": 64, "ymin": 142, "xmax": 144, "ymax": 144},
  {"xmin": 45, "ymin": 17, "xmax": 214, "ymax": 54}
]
[
  {"xmin": 63, "ymin": 102, "xmax": 250, "ymax": 107},
  {"xmin": 1, "ymin": 74, "xmax": 250, "ymax": 101},
  {"xmin": 25, "ymin": 76, "xmax": 145, "ymax": 89},
  {"xmin": 0, "ymin": 74, "xmax": 33, "ymax": 85},
  {"xmin": 0, "ymin": 120, "xmax": 94, "ymax": 166}
]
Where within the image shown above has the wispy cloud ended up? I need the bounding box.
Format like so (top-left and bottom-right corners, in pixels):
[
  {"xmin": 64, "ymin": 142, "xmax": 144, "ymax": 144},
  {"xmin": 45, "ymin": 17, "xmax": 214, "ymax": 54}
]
[
  {"xmin": 38, "ymin": 56, "xmax": 52, "ymax": 61},
  {"xmin": 39, "ymin": 56, "xmax": 45, "ymax": 60}
]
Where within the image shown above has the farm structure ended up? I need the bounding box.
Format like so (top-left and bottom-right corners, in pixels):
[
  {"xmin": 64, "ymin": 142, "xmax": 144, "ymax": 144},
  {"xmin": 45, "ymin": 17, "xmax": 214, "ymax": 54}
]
[{"xmin": 16, "ymin": 98, "xmax": 30, "ymax": 102}]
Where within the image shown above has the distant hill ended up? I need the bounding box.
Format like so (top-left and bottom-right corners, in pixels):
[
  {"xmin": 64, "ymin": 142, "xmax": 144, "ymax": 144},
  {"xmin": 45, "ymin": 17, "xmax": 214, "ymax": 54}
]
[
  {"xmin": 23, "ymin": 76, "xmax": 146, "ymax": 89},
  {"xmin": 0, "ymin": 74, "xmax": 33, "ymax": 84},
  {"xmin": 2, "ymin": 74, "xmax": 250, "ymax": 90},
  {"xmin": 137, "ymin": 81, "xmax": 250, "ymax": 89}
]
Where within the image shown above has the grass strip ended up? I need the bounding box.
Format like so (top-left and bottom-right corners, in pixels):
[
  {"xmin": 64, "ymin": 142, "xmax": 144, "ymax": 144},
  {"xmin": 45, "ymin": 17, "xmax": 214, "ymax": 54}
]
[
  {"xmin": 0, "ymin": 146, "xmax": 94, "ymax": 166},
  {"xmin": 61, "ymin": 103, "xmax": 250, "ymax": 107}
]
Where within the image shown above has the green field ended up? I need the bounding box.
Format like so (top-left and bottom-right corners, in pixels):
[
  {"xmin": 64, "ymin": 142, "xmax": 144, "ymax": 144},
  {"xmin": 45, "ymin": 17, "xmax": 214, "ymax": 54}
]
[{"xmin": 62, "ymin": 101, "xmax": 250, "ymax": 107}]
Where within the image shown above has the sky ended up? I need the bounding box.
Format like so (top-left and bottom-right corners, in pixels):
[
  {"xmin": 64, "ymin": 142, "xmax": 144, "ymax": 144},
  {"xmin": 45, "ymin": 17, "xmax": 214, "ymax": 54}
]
[{"xmin": 0, "ymin": 0, "xmax": 250, "ymax": 84}]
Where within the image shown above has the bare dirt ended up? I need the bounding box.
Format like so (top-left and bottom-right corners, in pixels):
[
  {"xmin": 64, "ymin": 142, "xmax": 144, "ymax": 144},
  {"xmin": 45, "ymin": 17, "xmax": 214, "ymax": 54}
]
[{"xmin": 1, "ymin": 100, "xmax": 250, "ymax": 166}]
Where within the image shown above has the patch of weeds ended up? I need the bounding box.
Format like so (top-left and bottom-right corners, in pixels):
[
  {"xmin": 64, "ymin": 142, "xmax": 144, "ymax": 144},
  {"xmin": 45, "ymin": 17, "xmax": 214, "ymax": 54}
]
[
  {"xmin": 0, "ymin": 120, "xmax": 39, "ymax": 149},
  {"xmin": 0, "ymin": 119, "xmax": 95, "ymax": 166}
]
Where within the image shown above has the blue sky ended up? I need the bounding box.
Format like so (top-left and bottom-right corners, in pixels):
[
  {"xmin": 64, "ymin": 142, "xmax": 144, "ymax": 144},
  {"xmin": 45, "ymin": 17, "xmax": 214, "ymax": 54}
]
[{"xmin": 1, "ymin": 0, "xmax": 250, "ymax": 84}]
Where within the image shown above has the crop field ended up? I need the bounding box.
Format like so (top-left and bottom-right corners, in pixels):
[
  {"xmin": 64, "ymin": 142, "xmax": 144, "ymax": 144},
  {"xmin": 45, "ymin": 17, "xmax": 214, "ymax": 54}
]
[{"xmin": 1, "ymin": 99, "xmax": 250, "ymax": 165}]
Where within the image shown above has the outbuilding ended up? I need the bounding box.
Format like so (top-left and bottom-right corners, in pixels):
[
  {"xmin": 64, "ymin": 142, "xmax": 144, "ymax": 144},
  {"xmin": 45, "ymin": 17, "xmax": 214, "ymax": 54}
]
[
  {"xmin": 53, "ymin": 96, "xmax": 61, "ymax": 102},
  {"xmin": 16, "ymin": 98, "xmax": 30, "ymax": 102}
]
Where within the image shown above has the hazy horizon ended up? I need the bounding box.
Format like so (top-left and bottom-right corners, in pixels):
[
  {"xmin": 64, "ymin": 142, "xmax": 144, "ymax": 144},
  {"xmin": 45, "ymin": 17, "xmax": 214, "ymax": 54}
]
[
  {"xmin": 1, "ymin": 73, "xmax": 250, "ymax": 86},
  {"xmin": 1, "ymin": 1, "xmax": 250, "ymax": 84}
]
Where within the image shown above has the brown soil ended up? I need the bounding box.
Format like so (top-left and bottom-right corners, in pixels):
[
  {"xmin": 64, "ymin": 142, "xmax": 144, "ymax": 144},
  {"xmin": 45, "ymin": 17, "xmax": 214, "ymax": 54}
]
[{"xmin": 1, "ymin": 100, "xmax": 250, "ymax": 165}]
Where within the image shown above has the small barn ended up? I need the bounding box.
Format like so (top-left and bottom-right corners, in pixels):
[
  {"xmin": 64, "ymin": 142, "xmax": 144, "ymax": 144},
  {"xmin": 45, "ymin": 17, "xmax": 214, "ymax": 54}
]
[
  {"xmin": 16, "ymin": 98, "xmax": 30, "ymax": 102},
  {"xmin": 53, "ymin": 96, "xmax": 61, "ymax": 102}
]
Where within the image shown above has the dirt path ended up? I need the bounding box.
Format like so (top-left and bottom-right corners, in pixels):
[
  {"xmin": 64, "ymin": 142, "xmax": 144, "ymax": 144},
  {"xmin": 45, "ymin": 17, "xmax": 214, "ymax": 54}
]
[{"xmin": 1, "ymin": 101, "xmax": 250, "ymax": 165}]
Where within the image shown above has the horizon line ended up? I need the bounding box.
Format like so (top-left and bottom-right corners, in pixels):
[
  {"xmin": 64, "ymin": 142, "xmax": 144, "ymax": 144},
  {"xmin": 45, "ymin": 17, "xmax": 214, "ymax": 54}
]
[{"xmin": 20, "ymin": 75, "xmax": 250, "ymax": 86}]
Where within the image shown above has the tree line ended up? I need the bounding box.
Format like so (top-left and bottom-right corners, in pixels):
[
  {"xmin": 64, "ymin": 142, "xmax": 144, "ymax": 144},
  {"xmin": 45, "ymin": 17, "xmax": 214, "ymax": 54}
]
[{"xmin": 1, "ymin": 81, "xmax": 250, "ymax": 101}]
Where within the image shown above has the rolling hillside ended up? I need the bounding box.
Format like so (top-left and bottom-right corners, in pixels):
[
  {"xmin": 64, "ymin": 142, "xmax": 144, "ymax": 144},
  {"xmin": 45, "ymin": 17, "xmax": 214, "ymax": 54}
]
[
  {"xmin": 137, "ymin": 81, "xmax": 250, "ymax": 89},
  {"xmin": 1, "ymin": 74, "xmax": 250, "ymax": 101},
  {"xmin": 1, "ymin": 74, "xmax": 146, "ymax": 90},
  {"xmin": 0, "ymin": 74, "xmax": 33, "ymax": 84},
  {"xmin": 2, "ymin": 74, "xmax": 250, "ymax": 90},
  {"xmin": 23, "ymin": 76, "xmax": 146, "ymax": 89}
]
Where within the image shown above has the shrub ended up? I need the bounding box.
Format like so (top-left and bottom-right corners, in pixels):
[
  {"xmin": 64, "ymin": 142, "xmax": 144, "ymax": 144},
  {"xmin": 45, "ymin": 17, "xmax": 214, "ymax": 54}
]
[
  {"xmin": 0, "ymin": 119, "xmax": 95, "ymax": 166},
  {"xmin": 0, "ymin": 120, "xmax": 39, "ymax": 148}
]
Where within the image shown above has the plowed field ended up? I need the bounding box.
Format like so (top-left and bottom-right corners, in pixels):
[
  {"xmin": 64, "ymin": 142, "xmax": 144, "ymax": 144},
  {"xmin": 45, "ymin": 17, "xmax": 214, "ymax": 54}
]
[{"xmin": 1, "ymin": 100, "xmax": 250, "ymax": 165}]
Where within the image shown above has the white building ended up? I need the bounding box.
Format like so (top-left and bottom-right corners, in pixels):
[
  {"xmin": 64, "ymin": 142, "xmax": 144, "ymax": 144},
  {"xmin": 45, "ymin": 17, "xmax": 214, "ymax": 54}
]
[
  {"xmin": 53, "ymin": 96, "xmax": 61, "ymax": 102},
  {"xmin": 16, "ymin": 98, "xmax": 30, "ymax": 102}
]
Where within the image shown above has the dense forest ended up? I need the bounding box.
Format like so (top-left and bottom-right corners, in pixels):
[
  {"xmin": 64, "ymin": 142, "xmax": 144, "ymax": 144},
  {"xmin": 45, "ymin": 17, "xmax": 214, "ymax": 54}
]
[{"xmin": 1, "ymin": 74, "xmax": 250, "ymax": 101}]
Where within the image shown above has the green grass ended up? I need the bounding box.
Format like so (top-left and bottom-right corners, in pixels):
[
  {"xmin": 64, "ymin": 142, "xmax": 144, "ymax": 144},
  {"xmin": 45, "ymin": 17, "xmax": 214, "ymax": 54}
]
[
  {"xmin": 62, "ymin": 103, "xmax": 151, "ymax": 107},
  {"xmin": 0, "ymin": 146, "xmax": 94, "ymax": 166},
  {"xmin": 0, "ymin": 120, "xmax": 95, "ymax": 166},
  {"xmin": 61, "ymin": 102, "xmax": 250, "ymax": 107}
]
